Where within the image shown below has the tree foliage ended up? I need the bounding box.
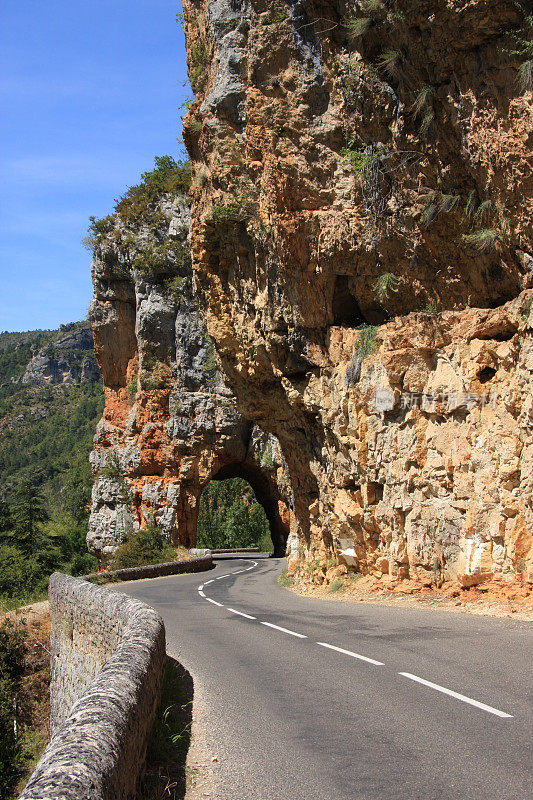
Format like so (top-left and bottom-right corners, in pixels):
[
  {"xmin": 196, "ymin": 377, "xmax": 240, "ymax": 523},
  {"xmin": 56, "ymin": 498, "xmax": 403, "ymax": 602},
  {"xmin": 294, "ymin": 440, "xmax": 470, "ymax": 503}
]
[
  {"xmin": 115, "ymin": 156, "xmax": 191, "ymax": 225},
  {"xmin": 0, "ymin": 334, "xmax": 102, "ymax": 604},
  {"xmin": 197, "ymin": 478, "xmax": 272, "ymax": 551},
  {"xmin": 0, "ymin": 619, "xmax": 25, "ymax": 797}
]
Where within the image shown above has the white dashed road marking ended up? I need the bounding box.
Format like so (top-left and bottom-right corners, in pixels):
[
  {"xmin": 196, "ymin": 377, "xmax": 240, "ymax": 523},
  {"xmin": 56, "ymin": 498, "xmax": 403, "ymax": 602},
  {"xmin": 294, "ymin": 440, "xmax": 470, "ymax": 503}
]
[
  {"xmin": 196, "ymin": 560, "xmax": 513, "ymax": 721},
  {"xmin": 260, "ymin": 621, "xmax": 307, "ymax": 639},
  {"xmin": 317, "ymin": 641, "xmax": 384, "ymax": 666},
  {"xmin": 228, "ymin": 608, "xmax": 256, "ymax": 620},
  {"xmin": 399, "ymin": 672, "xmax": 513, "ymax": 718}
]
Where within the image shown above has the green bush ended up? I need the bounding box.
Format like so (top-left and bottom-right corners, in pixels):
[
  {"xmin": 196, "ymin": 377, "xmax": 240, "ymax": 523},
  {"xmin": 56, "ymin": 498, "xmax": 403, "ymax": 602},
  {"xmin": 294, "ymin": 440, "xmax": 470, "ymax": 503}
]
[
  {"xmin": 341, "ymin": 141, "xmax": 382, "ymax": 180},
  {"xmin": 134, "ymin": 238, "xmax": 191, "ymax": 277},
  {"xmin": 70, "ymin": 552, "xmax": 99, "ymax": 577},
  {"xmin": 82, "ymin": 215, "xmax": 115, "ymax": 252},
  {"xmin": 354, "ymin": 324, "xmax": 378, "ymax": 360},
  {"xmin": 110, "ymin": 525, "xmax": 176, "ymax": 570},
  {"xmin": 115, "ymin": 156, "xmax": 191, "ymax": 225},
  {"xmin": 98, "ymin": 451, "xmax": 122, "ymax": 478},
  {"xmin": 507, "ymin": 13, "xmax": 533, "ymax": 92},
  {"xmin": 258, "ymin": 530, "xmax": 274, "ymax": 553},
  {"xmin": 207, "ymin": 204, "xmax": 248, "ymax": 226},
  {"xmin": 374, "ymin": 272, "xmax": 400, "ymax": 304},
  {"xmin": 189, "ymin": 40, "xmax": 209, "ymax": 91}
]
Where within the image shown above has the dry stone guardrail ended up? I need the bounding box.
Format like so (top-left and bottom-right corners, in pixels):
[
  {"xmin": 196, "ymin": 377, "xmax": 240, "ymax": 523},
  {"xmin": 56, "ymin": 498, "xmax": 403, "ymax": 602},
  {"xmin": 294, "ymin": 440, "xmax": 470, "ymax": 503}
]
[
  {"xmin": 20, "ymin": 554, "xmax": 213, "ymax": 800},
  {"xmin": 82, "ymin": 553, "xmax": 213, "ymax": 583}
]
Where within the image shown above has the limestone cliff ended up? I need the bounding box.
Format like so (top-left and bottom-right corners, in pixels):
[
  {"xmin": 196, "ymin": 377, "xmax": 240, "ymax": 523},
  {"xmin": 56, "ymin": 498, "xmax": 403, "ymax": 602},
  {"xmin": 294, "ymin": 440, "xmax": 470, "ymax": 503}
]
[
  {"xmin": 180, "ymin": 0, "xmax": 533, "ymax": 586},
  {"xmin": 21, "ymin": 322, "xmax": 100, "ymax": 386},
  {"xmin": 88, "ymin": 170, "xmax": 290, "ymax": 556}
]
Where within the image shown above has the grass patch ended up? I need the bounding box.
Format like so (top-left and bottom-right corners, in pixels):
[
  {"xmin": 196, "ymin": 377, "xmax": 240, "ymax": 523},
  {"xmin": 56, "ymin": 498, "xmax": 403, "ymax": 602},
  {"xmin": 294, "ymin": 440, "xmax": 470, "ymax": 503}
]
[
  {"xmin": 328, "ymin": 579, "xmax": 344, "ymax": 593},
  {"xmin": 461, "ymin": 229, "xmax": 501, "ymax": 251},
  {"xmin": 377, "ymin": 49, "xmax": 404, "ymax": 79},
  {"xmin": 305, "ymin": 557, "xmax": 320, "ymax": 576},
  {"xmin": 346, "ymin": 572, "xmax": 363, "ymax": 585},
  {"xmin": 421, "ymin": 299, "xmax": 439, "ymax": 315},
  {"xmin": 354, "ymin": 324, "xmax": 378, "ymax": 360},
  {"xmin": 344, "ymin": 16, "xmax": 371, "ymax": 38},
  {"xmin": 278, "ymin": 568, "xmax": 293, "ymax": 587}
]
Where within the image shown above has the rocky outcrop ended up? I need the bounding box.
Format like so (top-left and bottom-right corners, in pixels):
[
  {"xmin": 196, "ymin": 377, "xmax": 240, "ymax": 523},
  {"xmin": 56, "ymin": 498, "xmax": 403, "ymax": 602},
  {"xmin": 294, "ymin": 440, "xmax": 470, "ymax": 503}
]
[
  {"xmin": 88, "ymin": 186, "xmax": 290, "ymax": 556},
  {"xmin": 22, "ymin": 322, "xmax": 100, "ymax": 386},
  {"xmin": 180, "ymin": 0, "xmax": 533, "ymax": 585}
]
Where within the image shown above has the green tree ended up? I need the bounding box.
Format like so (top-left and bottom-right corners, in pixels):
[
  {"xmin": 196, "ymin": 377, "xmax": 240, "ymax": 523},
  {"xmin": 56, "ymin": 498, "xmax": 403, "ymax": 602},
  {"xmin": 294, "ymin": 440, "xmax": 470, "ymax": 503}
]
[
  {"xmin": 10, "ymin": 481, "xmax": 50, "ymax": 556},
  {"xmin": 197, "ymin": 479, "xmax": 270, "ymax": 550},
  {"xmin": 0, "ymin": 619, "xmax": 25, "ymax": 798},
  {"xmin": 0, "ymin": 545, "xmax": 42, "ymax": 599},
  {"xmin": 0, "ymin": 500, "xmax": 12, "ymax": 535}
]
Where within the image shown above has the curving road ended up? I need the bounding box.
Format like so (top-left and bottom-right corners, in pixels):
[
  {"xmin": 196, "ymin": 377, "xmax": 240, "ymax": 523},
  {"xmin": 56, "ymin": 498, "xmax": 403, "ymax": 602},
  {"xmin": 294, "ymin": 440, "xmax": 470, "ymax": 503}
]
[{"xmin": 115, "ymin": 555, "xmax": 533, "ymax": 800}]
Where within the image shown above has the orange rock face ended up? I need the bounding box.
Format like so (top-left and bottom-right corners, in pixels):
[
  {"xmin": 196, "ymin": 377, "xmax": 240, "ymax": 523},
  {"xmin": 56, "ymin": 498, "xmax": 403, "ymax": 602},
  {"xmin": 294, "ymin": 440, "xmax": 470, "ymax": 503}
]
[
  {"xmin": 181, "ymin": 0, "xmax": 533, "ymax": 585},
  {"xmin": 88, "ymin": 194, "xmax": 290, "ymax": 556}
]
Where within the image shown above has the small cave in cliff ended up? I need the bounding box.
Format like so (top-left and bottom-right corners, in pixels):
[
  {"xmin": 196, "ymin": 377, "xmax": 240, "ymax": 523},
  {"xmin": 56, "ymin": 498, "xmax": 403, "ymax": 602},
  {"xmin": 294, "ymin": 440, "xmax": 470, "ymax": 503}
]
[
  {"xmin": 478, "ymin": 366, "xmax": 497, "ymax": 384},
  {"xmin": 332, "ymin": 276, "xmax": 367, "ymax": 326},
  {"xmin": 197, "ymin": 463, "xmax": 289, "ymax": 557}
]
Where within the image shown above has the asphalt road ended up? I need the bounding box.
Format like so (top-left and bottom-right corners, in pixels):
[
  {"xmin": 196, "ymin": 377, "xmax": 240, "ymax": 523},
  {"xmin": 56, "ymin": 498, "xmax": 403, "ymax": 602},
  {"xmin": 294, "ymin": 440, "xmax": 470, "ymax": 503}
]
[{"xmin": 115, "ymin": 555, "xmax": 533, "ymax": 800}]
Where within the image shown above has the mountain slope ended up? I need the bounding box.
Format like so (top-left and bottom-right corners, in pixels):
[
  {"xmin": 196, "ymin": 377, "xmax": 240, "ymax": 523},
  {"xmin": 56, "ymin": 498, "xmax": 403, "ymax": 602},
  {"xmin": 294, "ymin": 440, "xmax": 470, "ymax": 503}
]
[{"xmin": 0, "ymin": 321, "xmax": 103, "ymax": 503}]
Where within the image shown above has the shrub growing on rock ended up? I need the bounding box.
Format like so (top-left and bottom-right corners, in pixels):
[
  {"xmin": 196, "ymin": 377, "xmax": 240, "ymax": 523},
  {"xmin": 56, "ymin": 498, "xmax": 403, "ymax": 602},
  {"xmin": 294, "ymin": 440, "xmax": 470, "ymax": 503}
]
[{"xmin": 110, "ymin": 525, "xmax": 176, "ymax": 570}]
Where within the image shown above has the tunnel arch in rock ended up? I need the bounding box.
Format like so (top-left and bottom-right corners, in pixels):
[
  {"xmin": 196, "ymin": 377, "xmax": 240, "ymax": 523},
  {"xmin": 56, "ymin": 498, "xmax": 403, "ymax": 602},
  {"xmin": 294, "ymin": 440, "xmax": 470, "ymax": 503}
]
[
  {"xmin": 88, "ymin": 185, "xmax": 295, "ymax": 561},
  {"xmin": 198, "ymin": 459, "xmax": 290, "ymax": 557}
]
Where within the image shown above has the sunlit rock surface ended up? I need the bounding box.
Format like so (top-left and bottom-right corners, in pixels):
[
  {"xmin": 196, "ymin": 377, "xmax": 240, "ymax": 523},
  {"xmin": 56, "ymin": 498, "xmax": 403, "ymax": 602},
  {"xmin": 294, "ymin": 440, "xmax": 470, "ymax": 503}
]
[
  {"xmin": 88, "ymin": 194, "xmax": 290, "ymax": 556},
  {"xmin": 179, "ymin": 0, "xmax": 533, "ymax": 585}
]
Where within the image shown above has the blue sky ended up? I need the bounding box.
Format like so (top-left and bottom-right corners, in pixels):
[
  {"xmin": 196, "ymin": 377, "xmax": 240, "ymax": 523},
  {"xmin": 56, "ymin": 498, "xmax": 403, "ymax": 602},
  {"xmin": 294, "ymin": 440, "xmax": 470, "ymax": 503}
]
[{"xmin": 0, "ymin": 0, "xmax": 189, "ymax": 332}]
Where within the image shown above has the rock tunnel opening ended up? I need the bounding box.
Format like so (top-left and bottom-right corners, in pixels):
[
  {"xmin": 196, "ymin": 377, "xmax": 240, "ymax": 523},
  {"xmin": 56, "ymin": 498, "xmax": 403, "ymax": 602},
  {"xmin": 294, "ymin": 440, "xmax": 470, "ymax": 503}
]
[{"xmin": 197, "ymin": 462, "xmax": 289, "ymax": 557}]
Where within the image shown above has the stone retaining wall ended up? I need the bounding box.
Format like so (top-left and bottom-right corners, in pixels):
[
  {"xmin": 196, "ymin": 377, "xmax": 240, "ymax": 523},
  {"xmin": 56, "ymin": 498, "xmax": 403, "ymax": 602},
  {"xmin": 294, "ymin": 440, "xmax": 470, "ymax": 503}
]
[
  {"xmin": 20, "ymin": 555, "xmax": 214, "ymax": 799},
  {"xmin": 83, "ymin": 553, "xmax": 213, "ymax": 584},
  {"xmin": 20, "ymin": 573, "xmax": 165, "ymax": 800}
]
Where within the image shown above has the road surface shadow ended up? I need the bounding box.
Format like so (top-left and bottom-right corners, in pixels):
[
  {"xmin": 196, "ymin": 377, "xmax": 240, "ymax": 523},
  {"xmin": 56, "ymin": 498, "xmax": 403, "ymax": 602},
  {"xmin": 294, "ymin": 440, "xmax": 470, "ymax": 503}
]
[{"xmin": 138, "ymin": 656, "xmax": 194, "ymax": 799}]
